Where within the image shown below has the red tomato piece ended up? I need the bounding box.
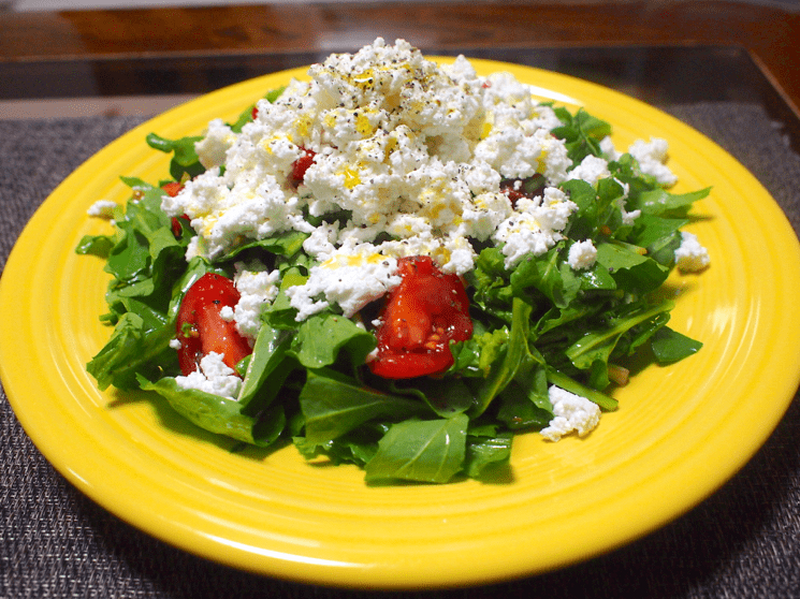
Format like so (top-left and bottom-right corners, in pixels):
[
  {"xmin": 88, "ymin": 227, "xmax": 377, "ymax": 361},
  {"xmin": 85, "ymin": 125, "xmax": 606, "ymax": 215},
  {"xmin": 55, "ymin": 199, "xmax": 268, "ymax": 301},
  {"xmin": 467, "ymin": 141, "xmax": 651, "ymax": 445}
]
[
  {"xmin": 175, "ymin": 273, "xmax": 252, "ymax": 376},
  {"xmin": 289, "ymin": 147, "xmax": 316, "ymax": 187},
  {"xmin": 171, "ymin": 216, "xmax": 186, "ymax": 238},
  {"xmin": 162, "ymin": 182, "xmax": 189, "ymax": 237},
  {"xmin": 369, "ymin": 256, "xmax": 472, "ymax": 379},
  {"xmin": 161, "ymin": 181, "xmax": 183, "ymax": 197},
  {"xmin": 500, "ymin": 174, "xmax": 545, "ymax": 207}
]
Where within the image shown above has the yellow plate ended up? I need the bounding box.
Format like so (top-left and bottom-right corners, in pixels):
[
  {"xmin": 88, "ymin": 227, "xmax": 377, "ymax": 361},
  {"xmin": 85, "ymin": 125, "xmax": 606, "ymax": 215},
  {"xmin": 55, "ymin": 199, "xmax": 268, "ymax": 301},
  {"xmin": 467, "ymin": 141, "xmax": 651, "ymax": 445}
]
[{"xmin": 2, "ymin": 58, "xmax": 800, "ymax": 589}]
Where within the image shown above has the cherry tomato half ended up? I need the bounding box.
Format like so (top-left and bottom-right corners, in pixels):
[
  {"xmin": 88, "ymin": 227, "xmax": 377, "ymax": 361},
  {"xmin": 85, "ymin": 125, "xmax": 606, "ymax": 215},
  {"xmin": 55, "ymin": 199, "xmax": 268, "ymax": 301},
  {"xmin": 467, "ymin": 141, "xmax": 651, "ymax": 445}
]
[
  {"xmin": 289, "ymin": 147, "xmax": 316, "ymax": 187},
  {"xmin": 162, "ymin": 182, "xmax": 190, "ymax": 237},
  {"xmin": 175, "ymin": 273, "xmax": 252, "ymax": 376},
  {"xmin": 369, "ymin": 256, "xmax": 473, "ymax": 379}
]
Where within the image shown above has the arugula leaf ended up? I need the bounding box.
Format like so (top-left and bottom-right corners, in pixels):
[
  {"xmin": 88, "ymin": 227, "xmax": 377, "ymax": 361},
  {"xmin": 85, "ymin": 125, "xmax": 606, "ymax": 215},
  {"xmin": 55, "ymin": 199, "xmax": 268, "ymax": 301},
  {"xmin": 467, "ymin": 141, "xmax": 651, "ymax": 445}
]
[
  {"xmin": 651, "ymin": 327, "xmax": 703, "ymax": 364},
  {"xmin": 552, "ymin": 107, "xmax": 612, "ymax": 165},
  {"xmin": 289, "ymin": 313, "xmax": 376, "ymax": 369},
  {"xmin": 364, "ymin": 414, "xmax": 469, "ymax": 484},
  {"xmin": 635, "ymin": 187, "xmax": 711, "ymax": 217},
  {"xmin": 75, "ymin": 234, "xmax": 115, "ymax": 258},
  {"xmin": 386, "ymin": 376, "xmax": 475, "ymax": 418},
  {"xmin": 565, "ymin": 299, "xmax": 674, "ymax": 390},
  {"xmin": 294, "ymin": 421, "xmax": 385, "ymax": 467},
  {"xmin": 511, "ymin": 244, "xmax": 581, "ymax": 308},
  {"xmin": 138, "ymin": 375, "xmax": 285, "ymax": 447},
  {"xmin": 238, "ymin": 323, "xmax": 294, "ymax": 413},
  {"xmin": 595, "ymin": 241, "xmax": 669, "ymax": 295},
  {"xmin": 87, "ymin": 312, "xmax": 178, "ymax": 390},
  {"xmin": 146, "ymin": 133, "xmax": 205, "ymax": 181},
  {"xmin": 470, "ymin": 297, "xmax": 544, "ymax": 418},
  {"xmin": 546, "ymin": 369, "xmax": 618, "ymax": 411},
  {"xmin": 469, "ymin": 246, "xmax": 514, "ymax": 323},
  {"xmin": 261, "ymin": 266, "xmax": 307, "ymax": 329},
  {"xmin": 221, "ymin": 230, "xmax": 309, "ymax": 261},
  {"xmin": 463, "ymin": 429, "xmax": 513, "ymax": 479},
  {"xmin": 299, "ymin": 369, "xmax": 430, "ymax": 444}
]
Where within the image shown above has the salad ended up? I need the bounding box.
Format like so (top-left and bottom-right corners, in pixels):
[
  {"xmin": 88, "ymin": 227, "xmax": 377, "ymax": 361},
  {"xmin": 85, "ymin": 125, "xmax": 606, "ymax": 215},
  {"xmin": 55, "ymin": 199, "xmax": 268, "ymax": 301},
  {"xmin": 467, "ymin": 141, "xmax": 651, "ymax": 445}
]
[{"xmin": 77, "ymin": 39, "xmax": 709, "ymax": 484}]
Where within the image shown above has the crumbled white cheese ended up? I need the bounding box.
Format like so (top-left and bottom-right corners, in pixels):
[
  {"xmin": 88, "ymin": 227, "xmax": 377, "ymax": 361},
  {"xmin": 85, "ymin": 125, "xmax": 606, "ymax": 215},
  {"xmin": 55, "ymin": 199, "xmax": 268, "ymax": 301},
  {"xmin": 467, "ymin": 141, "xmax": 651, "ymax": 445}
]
[
  {"xmin": 195, "ymin": 118, "xmax": 236, "ymax": 169},
  {"xmin": 168, "ymin": 338, "xmax": 182, "ymax": 350},
  {"xmin": 674, "ymin": 231, "xmax": 710, "ymax": 272},
  {"xmin": 87, "ymin": 200, "xmax": 117, "ymax": 218},
  {"xmin": 567, "ymin": 154, "xmax": 610, "ymax": 186},
  {"xmin": 568, "ymin": 239, "xmax": 597, "ymax": 270},
  {"xmin": 599, "ymin": 136, "xmax": 621, "ymax": 161},
  {"xmin": 175, "ymin": 351, "xmax": 242, "ymax": 400},
  {"xmin": 160, "ymin": 39, "xmax": 582, "ymax": 311},
  {"xmin": 286, "ymin": 242, "xmax": 402, "ymax": 321},
  {"xmin": 628, "ymin": 137, "xmax": 678, "ymax": 186},
  {"xmin": 163, "ymin": 39, "xmax": 687, "ymax": 321},
  {"xmin": 540, "ymin": 386, "xmax": 601, "ymax": 441},
  {"xmin": 233, "ymin": 261, "xmax": 281, "ymax": 339},
  {"xmin": 493, "ymin": 187, "xmax": 578, "ymax": 268}
]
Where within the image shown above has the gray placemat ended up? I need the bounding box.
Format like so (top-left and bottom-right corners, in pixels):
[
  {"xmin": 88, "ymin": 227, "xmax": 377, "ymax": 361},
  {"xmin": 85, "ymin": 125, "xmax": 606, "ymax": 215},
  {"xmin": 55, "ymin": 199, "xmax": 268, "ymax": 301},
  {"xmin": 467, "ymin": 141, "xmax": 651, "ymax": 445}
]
[{"xmin": 2, "ymin": 102, "xmax": 800, "ymax": 598}]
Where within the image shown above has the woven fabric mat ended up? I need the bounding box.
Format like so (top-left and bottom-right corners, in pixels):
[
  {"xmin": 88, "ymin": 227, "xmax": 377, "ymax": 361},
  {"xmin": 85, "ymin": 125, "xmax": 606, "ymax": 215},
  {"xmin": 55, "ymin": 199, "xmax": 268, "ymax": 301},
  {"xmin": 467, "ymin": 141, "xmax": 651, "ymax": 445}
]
[{"xmin": 2, "ymin": 103, "xmax": 800, "ymax": 598}]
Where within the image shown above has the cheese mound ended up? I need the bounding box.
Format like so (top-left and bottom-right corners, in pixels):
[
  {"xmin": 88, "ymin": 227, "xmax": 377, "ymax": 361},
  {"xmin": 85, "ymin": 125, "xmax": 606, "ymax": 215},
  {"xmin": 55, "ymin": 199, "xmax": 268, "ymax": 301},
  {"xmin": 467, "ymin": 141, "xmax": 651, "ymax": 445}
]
[{"xmin": 163, "ymin": 38, "xmax": 690, "ymax": 321}]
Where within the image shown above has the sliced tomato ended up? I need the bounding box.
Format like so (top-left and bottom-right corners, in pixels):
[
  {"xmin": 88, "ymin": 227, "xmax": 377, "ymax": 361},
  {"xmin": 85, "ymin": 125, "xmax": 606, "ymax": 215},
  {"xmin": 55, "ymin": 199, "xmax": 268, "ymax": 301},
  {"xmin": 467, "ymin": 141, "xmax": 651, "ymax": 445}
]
[
  {"xmin": 369, "ymin": 256, "xmax": 473, "ymax": 379},
  {"xmin": 162, "ymin": 182, "xmax": 190, "ymax": 237},
  {"xmin": 500, "ymin": 174, "xmax": 545, "ymax": 206},
  {"xmin": 161, "ymin": 181, "xmax": 183, "ymax": 197},
  {"xmin": 289, "ymin": 147, "xmax": 316, "ymax": 187},
  {"xmin": 175, "ymin": 273, "xmax": 252, "ymax": 376}
]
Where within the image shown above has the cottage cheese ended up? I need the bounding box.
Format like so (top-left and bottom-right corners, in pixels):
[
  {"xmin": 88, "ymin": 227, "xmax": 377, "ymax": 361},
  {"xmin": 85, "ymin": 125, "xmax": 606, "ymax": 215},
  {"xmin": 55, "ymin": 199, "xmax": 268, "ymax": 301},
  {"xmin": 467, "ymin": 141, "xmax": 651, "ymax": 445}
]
[
  {"xmin": 675, "ymin": 231, "xmax": 710, "ymax": 272},
  {"xmin": 493, "ymin": 187, "xmax": 577, "ymax": 268},
  {"xmin": 567, "ymin": 154, "xmax": 611, "ymax": 186},
  {"xmin": 87, "ymin": 199, "xmax": 117, "ymax": 219},
  {"xmin": 175, "ymin": 351, "xmax": 243, "ymax": 399},
  {"xmin": 540, "ymin": 385, "xmax": 601, "ymax": 441},
  {"xmin": 228, "ymin": 261, "xmax": 282, "ymax": 338},
  {"xmin": 568, "ymin": 239, "xmax": 597, "ymax": 270},
  {"xmin": 286, "ymin": 242, "xmax": 402, "ymax": 320},
  {"xmin": 629, "ymin": 137, "xmax": 678, "ymax": 186},
  {"xmin": 163, "ymin": 38, "xmax": 693, "ymax": 321}
]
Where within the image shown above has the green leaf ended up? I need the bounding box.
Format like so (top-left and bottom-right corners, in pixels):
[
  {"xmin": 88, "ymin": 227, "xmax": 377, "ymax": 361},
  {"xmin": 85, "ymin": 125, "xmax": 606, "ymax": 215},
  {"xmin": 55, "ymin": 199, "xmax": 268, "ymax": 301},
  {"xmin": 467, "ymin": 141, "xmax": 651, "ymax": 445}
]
[
  {"xmin": 595, "ymin": 241, "xmax": 669, "ymax": 295},
  {"xmin": 627, "ymin": 214, "xmax": 687, "ymax": 266},
  {"xmin": 470, "ymin": 297, "xmax": 544, "ymax": 418},
  {"xmin": 222, "ymin": 230, "xmax": 310, "ymax": 261},
  {"xmin": 495, "ymin": 366, "xmax": 553, "ymax": 431},
  {"xmin": 546, "ymin": 369, "xmax": 618, "ymax": 411},
  {"xmin": 146, "ymin": 132, "xmax": 205, "ymax": 180},
  {"xmin": 261, "ymin": 266, "xmax": 307, "ymax": 328},
  {"xmin": 565, "ymin": 300, "xmax": 674, "ymax": 390},
  {"xmin": 463, "ymin": 430, "xmax": 513, "ymax": 479},
  {"xmin": 75, "ymin": 234, "xmax": 115, "ymax": 258},
  {"xmin": 299, "ymin": 369, "xmax": 429, "ymax": 444},
  {"xmin": 290, "ymin": 313, "xmax": 376, "ymax": 369},
  {"xmin": 238, "ymin": 324, "xmax": 294, "ymax": 412},
  {"xmin": 635, "ymin": 187, "xmax": 711, "ymax": 217},
  {"xmin": 552, "ymin": 107, "xmax": 612, "ymax": 165},
  {"xmin": 510, "ymin": 245, "xmax": 581, "ymax": 308},
  {"xmin": 364, "ymin": 414, "xmax": 469, "ymax": 484},
  {"xmin": 388, "ymin": 376, "xmax": 474, "ymax": 418},
  {"xmin": 87, "ymin": 312, "xmax": 178, "ymax": 390},
  {"xmin": 651, "ymin": 327, "xmax": 703, "ymax": 364},
  {"xmin": 138, "ymin": 375, "xmax": 284, "ymax": 447}
]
